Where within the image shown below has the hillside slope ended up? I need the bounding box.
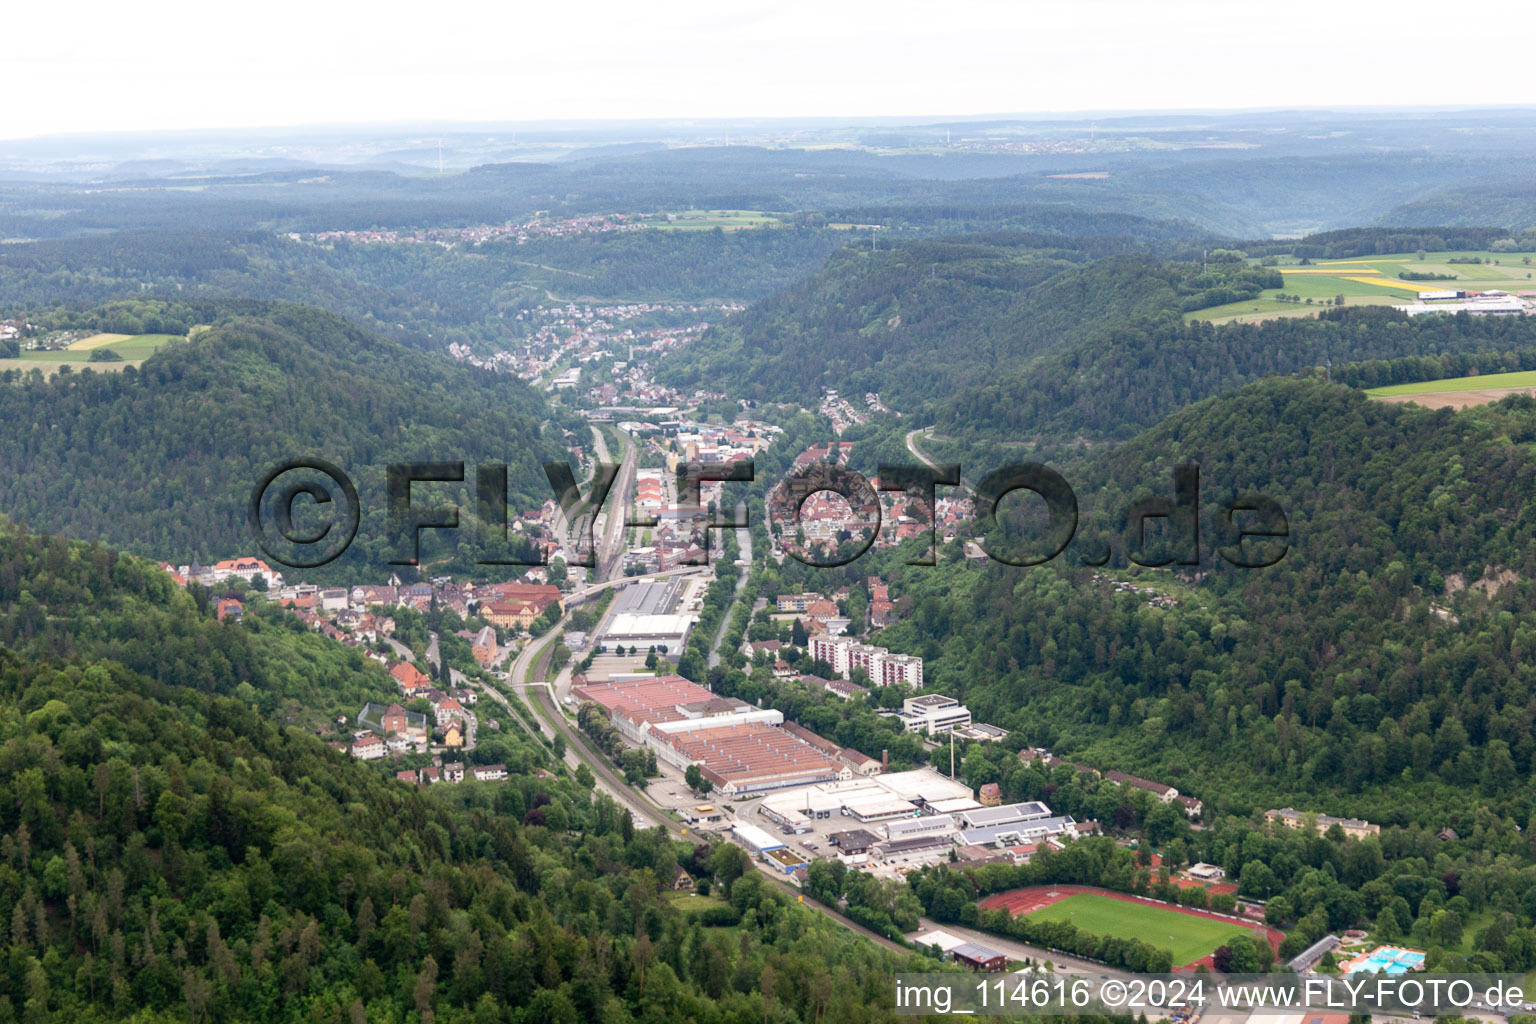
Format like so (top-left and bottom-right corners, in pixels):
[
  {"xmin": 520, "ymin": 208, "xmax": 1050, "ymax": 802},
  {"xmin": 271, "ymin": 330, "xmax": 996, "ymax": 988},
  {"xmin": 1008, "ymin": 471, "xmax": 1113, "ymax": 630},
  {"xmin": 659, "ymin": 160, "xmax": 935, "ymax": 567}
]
[
  {"xmin": 0, "ymin": 303, "xmax": 567, "ymax": 580},
  {"xmin": 655, "ymin": 236, "xmax": 1211, "ymax": 410},
  {"xmin": 0, "ymin": 524, "xmax": 942, "ymax": 1022},
  {"xmin": 940, "ymin": 305, "xmax": 1536, "ymax": 442},
  {"xmin": 878, "ymin": 376, "xmax": 1536, "ymax": 823}
]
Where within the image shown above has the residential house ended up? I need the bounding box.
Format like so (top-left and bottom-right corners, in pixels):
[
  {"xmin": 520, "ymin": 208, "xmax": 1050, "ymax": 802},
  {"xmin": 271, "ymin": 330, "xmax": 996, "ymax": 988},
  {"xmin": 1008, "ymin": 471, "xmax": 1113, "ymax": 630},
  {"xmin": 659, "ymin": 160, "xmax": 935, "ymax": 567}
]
[
  {"xmin": 390, "ymin": 661, "xmax": 432, "ymax": 689},
  {"xmin": 471, "ymin": 625, "xmax": 498, "ymax": 667},
  {"xmin": 351, "ymin": 735, "xmax": 386, "ymax": 760},
  {"xmin": 1105, "ymin": 770, "xmax": 1180, "ymax": 804},
  {"xmin": 1265, "ymin": 807, "xmax": 1380, "ymax": 840}
]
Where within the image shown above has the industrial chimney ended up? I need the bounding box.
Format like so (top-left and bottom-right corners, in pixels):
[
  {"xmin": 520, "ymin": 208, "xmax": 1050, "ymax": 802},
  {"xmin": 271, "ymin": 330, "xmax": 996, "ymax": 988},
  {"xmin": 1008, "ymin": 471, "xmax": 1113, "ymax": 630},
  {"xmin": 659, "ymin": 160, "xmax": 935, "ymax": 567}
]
[{"xmin": 881, "ymin": 748, "xmax": 889, "ymax": 772}]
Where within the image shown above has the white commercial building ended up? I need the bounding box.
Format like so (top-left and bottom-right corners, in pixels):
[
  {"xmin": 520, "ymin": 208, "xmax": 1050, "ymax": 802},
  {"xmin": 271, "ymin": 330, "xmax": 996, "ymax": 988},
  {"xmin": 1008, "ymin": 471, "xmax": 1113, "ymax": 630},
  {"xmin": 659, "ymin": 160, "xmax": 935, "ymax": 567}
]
[
  {"xmin": 761, "ymin": 786, "xmax": 843, "ymax": 827},
  {"xmin": 602, "ymin": 613, "xmax": 694, "ymax": 650},
  {"xmin": 897, "ymin": 695, "xmax": 972, "ymax": 736},
  {"xmin": 870, "ymin": 768, "xmax": 975, "ymax": 806},
  {"xmin": 870, "ymin": 835, "xmax": 954, "ymax": 867},
  {"xmin": 732, "ymin": 821, "xmax": 787, "ymax": 856},
  {"xmin": 911, "ymin": 930, "xmax": 969, "ymax": 954},
  {"xmin": 885, "ymin": 814, "xmax": 957, "ymax": 842},
  {"xmin": 1396, "ymin": 291, "xmax": 1530, "ymax": 317},
  {"xmin": 958, "ymin": 801, "xmax": 1053, "ymax": 830},
  {"xmin": 959, "ymin": 815, "xmax": 1078, "ymax": 848}
]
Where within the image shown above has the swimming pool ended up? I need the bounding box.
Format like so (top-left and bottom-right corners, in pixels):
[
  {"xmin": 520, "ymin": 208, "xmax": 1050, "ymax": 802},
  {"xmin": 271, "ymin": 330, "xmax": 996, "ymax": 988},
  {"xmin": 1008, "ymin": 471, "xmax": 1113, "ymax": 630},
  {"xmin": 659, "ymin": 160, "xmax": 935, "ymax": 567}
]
[{"xmin": 1343, "ymin": 946, "xmax": 1426, "ymax": 976}]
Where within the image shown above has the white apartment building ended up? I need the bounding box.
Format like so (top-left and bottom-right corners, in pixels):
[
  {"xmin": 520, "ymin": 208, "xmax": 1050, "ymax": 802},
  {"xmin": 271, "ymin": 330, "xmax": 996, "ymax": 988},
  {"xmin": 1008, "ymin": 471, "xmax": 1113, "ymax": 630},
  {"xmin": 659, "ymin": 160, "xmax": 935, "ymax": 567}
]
[{"xmin": 809, "ymin": 635, "xmax": 924, "ymax": 688}]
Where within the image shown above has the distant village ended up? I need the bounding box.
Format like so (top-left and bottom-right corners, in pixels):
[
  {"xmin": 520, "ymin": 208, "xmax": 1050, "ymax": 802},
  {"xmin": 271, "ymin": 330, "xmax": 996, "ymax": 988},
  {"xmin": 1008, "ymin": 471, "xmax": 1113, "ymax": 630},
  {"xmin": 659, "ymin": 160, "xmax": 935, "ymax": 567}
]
[{"xmin": 295, "ymin": 212, "xmax": 641, "ymax": 247}]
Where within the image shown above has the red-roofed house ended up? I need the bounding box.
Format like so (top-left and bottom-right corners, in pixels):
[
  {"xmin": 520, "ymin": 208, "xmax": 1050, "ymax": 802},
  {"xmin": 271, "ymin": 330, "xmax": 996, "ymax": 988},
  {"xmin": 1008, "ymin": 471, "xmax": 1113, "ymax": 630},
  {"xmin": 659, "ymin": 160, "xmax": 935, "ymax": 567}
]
[{"xmin": 390, "ymin": 661, "xmax": 431, "ymax": 689}]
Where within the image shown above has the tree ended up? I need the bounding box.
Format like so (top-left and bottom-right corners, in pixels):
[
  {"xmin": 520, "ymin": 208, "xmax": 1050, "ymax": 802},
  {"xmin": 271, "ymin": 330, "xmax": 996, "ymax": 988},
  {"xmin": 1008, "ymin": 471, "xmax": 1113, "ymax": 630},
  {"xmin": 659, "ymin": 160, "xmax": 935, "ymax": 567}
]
[
  {"xmin": 709, "ymin": 843, "xmax": 749, "ymax": 894},
  {"xmin": 414, "ymin": 955, "xmax": 439, "ymax": 1023},
  {"xmin": 685, "ymin": 764, "xmax": 704, "ymax": 795}
]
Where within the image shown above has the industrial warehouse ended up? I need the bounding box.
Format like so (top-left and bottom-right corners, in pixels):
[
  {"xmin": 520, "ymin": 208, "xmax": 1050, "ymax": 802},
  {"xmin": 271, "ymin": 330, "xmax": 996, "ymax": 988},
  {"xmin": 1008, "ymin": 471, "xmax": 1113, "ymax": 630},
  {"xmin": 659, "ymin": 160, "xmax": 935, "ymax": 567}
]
[
  {"xmin": 574, "ymin": 674, "xmax": 1082, "ymax": 876},
  {"xmin": 1394, "ymin": 288, "xmax": 1533, "ymax": 317},
  {"xmin": 573, "ymin": 673, "xmax": 850, "ymax": 793},
  {"xmin": 597, "ymin": 576, "xmax": 698, "ymax": 655}
]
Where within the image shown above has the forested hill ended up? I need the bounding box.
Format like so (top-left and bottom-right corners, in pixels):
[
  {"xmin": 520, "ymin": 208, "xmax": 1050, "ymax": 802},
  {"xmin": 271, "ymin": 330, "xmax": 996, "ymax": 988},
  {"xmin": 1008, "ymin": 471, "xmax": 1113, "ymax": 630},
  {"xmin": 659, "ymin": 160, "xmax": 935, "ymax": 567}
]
[
  {"xmin": 0, "ymin": 525, "xmax": 952, "ymax": 1022},
  {"xmin": 879, "ymin": 376, "xmax": 1536, "ymax": 825},
  {"xmin": 940, "ymin": 305, "xmax": 1536, "ymax": 442},
  {"xmin": 1378, "ymin": 178, "xmax": 1536, "ymax": 231},
  {"xmin": 653, "ymin": 236, "xmax": 1220, "ymax": 409},
  {"xmin": 0, "ymin": 303, "xmax": 568, "ymax": 581},
  {"xmin": 656, "ymin": 229, "xmax": 1536, "ymax": 442}
]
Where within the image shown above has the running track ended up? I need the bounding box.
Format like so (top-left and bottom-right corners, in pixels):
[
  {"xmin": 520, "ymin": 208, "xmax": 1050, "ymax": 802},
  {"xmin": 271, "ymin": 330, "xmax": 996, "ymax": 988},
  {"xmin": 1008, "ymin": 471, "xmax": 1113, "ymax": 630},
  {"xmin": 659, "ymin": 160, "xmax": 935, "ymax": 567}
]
[{"xmin": 978, "ymin": 885, "xmax": 1283, "ymax": 970}]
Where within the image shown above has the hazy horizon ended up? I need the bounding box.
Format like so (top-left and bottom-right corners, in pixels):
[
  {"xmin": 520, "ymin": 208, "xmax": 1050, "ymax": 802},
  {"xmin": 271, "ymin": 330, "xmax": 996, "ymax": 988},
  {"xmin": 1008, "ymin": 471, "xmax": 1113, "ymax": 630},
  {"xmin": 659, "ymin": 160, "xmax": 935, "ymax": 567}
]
[{"xmin": 11, "ymin": 0, "xmax": 1535, "ymax": 139}]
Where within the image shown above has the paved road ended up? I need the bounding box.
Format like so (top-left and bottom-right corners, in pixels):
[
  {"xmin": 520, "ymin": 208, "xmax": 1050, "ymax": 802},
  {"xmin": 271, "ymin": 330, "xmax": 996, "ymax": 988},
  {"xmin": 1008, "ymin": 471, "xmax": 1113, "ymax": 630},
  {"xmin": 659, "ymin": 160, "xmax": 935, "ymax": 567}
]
[
  {"xmin": 905, "ymin": 426, "xmax": 974, "ymax": 492},
  {"xmin": 707, "ymin": 500, "xmax": 752, "ymax": 669},
  {"xmin": 512, "ymin": 676, "xmax": 914, "ymax": 956}
]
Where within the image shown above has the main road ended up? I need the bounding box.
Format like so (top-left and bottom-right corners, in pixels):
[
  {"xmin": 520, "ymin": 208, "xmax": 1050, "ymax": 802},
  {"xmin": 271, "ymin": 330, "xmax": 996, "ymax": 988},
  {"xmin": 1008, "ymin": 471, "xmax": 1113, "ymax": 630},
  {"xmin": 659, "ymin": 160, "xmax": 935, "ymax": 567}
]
[
  {"xmin": 707, "ymin": 499, "xmax": 752, "ymax": 670},
  {"xmin": 506, "ymin": 671, "xmax": 916, "ymax": 957}
]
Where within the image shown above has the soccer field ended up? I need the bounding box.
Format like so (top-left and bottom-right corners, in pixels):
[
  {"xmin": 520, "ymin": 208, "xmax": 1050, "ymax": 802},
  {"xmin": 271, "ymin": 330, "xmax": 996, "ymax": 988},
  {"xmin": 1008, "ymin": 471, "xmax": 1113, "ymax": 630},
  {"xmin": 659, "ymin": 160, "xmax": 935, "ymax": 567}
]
[{"xmin": 1025, "ymin": 894, "xmax": 1254, "ymax": 966}]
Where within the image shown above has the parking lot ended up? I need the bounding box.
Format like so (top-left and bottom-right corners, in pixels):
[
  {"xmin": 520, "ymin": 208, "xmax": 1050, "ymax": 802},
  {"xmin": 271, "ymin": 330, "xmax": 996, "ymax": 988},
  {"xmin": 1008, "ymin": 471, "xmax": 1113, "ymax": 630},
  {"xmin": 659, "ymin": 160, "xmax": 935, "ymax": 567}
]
[{"xmin": 642, "ymin": 763, "xmax": 895, "ymax": 864}]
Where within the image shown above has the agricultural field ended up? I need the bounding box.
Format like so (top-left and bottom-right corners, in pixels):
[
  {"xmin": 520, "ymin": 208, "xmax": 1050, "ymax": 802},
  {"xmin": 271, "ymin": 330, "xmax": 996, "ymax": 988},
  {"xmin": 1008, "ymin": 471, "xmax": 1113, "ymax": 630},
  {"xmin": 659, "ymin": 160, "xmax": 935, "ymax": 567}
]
[
  {"xmin": 1365, "ymin": 368, "xmax": 1536, "ymax": 410},
  {"xmin": 647, "ymin": 209, "xmax": 782, "ymax": 230},
  {"xmin": 0, "ymin": 331, "xmax": 184, "ymax": 377},
  {"xmin": 1022, "ymin": 893, "xmax": 1255, "ymax": 966},
  {"xmin": 65, "ymin": 332, "xmax": 132, "ymax": 350},
  {"xmin": 1188, "ymin": 251, "xmax": 1536, "ymax": 325}
]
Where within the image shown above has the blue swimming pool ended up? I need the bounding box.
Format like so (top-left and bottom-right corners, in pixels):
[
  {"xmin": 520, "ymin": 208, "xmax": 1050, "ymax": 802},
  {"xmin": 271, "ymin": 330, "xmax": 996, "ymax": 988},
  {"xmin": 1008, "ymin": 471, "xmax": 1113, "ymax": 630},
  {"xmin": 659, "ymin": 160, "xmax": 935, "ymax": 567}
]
[{"xmin": 1345, "ymin": 947, "xmax": 1426, "ymax": 975}]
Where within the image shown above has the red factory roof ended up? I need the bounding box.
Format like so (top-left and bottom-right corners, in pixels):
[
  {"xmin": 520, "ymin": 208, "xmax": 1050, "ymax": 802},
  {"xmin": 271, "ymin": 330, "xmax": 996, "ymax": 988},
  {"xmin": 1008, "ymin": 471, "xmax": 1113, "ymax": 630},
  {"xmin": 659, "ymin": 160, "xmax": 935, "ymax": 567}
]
[{"xmin": 572, "ymin": 674, "xmax": 716, "ymax": 726}]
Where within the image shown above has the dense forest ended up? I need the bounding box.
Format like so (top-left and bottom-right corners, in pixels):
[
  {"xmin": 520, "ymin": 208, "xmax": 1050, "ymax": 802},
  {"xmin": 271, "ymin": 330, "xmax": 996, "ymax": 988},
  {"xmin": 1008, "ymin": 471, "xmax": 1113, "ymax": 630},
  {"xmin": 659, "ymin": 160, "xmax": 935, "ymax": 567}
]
[
  {"xmin": 654, "ymin": 230, "xmax": 1536, "ymax": 446},
  {"xmin": 941, "ymin": 305, "xmax": 1536, "ymax": 442},
  {"xmin": 653, "ymin": 238, "xmax": 1261, "ymax": 410},
  {"xmin": 0, "ymin": 302, "xmax": 567, "ymax": 581},
  {"xmin": 0, "ymin": 525, "xmax": 994, "ymax": 1023},
  {"xmin": 856, "ymin": 376, "xmax": 1536, "ymax": 826}
]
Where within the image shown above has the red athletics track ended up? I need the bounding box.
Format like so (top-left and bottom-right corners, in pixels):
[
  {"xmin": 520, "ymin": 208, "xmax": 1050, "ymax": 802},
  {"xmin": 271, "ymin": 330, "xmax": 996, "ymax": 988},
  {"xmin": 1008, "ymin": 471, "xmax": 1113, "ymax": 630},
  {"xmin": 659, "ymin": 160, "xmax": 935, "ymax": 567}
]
[{"xmin": 977, "ymin": 885, "xmax": 1283, "ymax": 971}]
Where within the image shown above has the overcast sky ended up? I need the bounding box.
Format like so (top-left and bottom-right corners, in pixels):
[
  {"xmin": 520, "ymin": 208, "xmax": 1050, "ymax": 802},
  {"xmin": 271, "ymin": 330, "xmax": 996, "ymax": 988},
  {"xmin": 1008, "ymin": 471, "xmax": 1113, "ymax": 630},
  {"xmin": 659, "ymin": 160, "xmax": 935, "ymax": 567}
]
[{"xmin": 7, "ymin": 0, "xmax": 1530, "ymax": 139}]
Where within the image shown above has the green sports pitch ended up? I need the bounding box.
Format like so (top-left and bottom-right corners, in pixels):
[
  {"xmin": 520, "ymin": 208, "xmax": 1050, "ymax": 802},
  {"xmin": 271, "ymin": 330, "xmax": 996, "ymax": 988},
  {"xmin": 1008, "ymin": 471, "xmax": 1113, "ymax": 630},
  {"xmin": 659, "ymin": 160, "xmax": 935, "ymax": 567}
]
[{"xmin": 1025, "ymin": 894, "xmax": 1255, "ymax": 966}]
